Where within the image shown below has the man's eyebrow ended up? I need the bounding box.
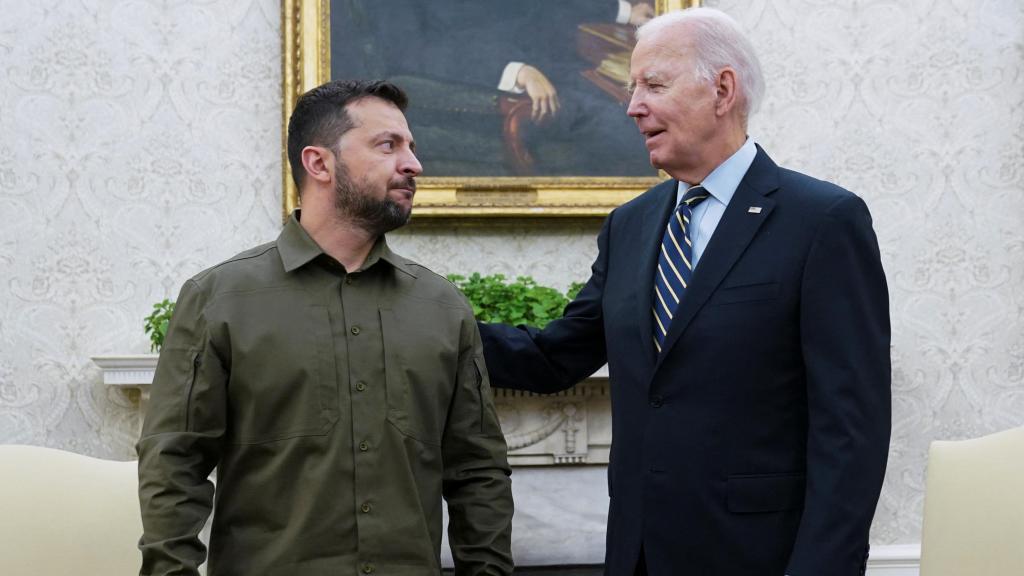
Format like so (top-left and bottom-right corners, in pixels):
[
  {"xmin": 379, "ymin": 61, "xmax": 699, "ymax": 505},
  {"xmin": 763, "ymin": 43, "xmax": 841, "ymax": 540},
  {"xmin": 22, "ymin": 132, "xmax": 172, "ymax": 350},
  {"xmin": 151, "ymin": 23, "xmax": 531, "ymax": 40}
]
[
  {"xmin": 374, "ymin": 130, "xmax": 416, "ymax": 151},
  {"xmin": 627, "ymin": 71, "xmax": 665, "ymax": 93},
  {"xmin": 643, "ymin": 71, "xmax": 666, "ymax": 84}
]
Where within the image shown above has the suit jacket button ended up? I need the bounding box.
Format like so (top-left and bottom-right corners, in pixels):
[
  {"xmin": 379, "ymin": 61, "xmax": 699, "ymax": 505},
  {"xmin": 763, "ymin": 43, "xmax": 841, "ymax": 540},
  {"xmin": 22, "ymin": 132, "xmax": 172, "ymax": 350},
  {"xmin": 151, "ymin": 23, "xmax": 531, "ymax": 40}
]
[{"xmin": 650, "ymin": 395, "xmax": 663, "ymax": 408}]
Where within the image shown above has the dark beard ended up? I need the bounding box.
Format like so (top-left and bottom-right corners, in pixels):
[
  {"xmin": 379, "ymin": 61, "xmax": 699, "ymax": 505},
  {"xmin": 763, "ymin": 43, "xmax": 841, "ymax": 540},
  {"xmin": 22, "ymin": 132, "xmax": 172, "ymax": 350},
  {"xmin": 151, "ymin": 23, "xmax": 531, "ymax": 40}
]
[{"xmin": 333, "ymin": 159, "xmax": 413, "ymax": 236}]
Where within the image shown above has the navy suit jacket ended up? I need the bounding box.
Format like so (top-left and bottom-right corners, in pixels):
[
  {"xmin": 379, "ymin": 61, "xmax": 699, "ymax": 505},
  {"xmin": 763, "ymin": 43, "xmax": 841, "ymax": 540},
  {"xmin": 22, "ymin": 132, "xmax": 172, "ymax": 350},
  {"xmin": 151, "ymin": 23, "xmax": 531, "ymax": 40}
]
[{"xmin": 480, "ymin": 146, "xmax": 891, "ymax": 576}]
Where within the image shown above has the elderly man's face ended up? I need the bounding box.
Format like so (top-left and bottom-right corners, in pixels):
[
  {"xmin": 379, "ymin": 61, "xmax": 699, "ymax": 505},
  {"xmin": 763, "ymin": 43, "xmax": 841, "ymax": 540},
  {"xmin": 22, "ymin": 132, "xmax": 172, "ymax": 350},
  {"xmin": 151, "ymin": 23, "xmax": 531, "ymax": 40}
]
[{"xmin": 627, "ymin": 29, "xmax": 719, "ymax": 181}]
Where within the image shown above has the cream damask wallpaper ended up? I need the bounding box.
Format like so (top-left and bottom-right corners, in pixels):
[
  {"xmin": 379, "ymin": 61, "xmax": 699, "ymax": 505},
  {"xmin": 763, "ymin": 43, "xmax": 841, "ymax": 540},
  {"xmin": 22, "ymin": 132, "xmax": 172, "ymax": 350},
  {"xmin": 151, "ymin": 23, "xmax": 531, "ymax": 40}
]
[
  {"xmin": 0, "ymin": 0, "xmax": 284, "ymax": 455},
  {"xmin": 0, "ymin": 0, "xmax": 1021, "ymax": 546}
]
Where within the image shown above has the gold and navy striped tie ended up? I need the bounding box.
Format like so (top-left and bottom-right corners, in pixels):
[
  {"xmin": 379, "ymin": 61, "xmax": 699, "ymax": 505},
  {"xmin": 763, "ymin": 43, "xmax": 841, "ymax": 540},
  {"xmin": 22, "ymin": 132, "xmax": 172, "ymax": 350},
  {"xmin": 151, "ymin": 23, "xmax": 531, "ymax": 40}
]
[{"xmin": 652, "ymin": 185, "xmax": 709, "ymax": 354}]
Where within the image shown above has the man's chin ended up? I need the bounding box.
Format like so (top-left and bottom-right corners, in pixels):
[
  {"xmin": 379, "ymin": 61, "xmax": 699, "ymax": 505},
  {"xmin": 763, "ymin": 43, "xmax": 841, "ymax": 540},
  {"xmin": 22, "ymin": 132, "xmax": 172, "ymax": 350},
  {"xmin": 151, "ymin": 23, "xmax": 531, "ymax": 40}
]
[
  {"xmin": 381, "ymin": 203, "xmax": 412, "ymax": 233},
  {"xmin": 395, "ymin": 197, "xmax": 413, "ymax": 215},
  {"xmin": 392, "ymin": 202, "xmax": 413, "ymax": 225},
  {"xmin": 398, "ymin": 207, "xmax": 413, "ymax": 226}
]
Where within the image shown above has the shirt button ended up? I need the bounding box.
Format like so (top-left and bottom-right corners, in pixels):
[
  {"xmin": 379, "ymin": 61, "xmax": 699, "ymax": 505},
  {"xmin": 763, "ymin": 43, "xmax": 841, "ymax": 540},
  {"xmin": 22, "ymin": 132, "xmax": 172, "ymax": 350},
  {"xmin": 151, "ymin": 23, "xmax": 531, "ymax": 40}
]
[
  {"xmin": 362, "ymin": 563, "xmax": 374, "ymax": 574},
  {"xmin": 350, "ymin": 326, "xmax": 361, "ymax": 335},
  {"xmin": 355, "ymin": 381, "xmax": 367, "ymax": 392},
  {"xmin": 650, "ymin": 395, "xmax": 663, "ymax": 408},
  {"xmin": 359, "ymin": 441, "xmax": 369, "ymax": 452},
  {"xmin": 346, "ymin": 275, "xmax": 358, "ymax": 285},
  {"xmin": 361, "ymin": 502, "xmax": 371, "ymax": 513}
]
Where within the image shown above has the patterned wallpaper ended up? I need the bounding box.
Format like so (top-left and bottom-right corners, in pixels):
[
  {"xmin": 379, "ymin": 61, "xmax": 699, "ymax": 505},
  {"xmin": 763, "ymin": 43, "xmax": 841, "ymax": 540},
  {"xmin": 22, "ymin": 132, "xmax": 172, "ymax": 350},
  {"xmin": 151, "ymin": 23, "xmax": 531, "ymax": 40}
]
[
  {"xmin": 0, "ymin": 0, "xmax": 1021, "ymax": 546},
  {"xmin": 708, "ymin": 0, "xmax": 1024, "ymax": 543},
  {"xmin": 0, "ymin": 0, "xmax": 283, "ymax": 455}
]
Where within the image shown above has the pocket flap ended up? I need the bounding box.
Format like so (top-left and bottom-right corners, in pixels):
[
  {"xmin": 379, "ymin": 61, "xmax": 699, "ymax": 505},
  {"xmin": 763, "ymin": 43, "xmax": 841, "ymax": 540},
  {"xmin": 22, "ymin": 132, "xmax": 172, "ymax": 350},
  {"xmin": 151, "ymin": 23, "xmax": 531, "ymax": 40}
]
[
  {"xmin": 715, "ymin": 281, "xmax": 779, "ymax": 305},
  {"xmin": 727, "ymin": 473, "xmax": 805, "ymax": 513}
]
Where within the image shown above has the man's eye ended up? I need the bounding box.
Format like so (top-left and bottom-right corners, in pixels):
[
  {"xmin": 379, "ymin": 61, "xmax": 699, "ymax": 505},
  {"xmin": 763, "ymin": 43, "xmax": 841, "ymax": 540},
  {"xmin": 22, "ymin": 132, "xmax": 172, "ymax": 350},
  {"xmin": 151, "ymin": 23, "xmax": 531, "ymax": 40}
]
[{"xmin": 379, "ymin": 141, "xmax": 394, "ymax": 150}]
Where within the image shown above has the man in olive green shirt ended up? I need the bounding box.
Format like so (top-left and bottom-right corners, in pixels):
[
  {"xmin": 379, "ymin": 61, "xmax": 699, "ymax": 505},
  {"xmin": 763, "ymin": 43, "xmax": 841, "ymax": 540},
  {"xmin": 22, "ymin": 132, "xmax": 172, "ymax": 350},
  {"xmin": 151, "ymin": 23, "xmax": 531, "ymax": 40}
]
[{"xmin": 137, "ymin": 80, "xmax": 514, "ymax": 576}]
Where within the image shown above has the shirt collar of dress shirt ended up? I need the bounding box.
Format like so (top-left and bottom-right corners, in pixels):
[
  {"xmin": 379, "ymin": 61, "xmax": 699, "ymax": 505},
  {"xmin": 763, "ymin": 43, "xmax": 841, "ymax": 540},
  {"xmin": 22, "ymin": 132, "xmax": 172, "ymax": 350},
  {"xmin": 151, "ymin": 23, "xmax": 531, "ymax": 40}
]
[
  {"xmin": 676, "ymin": 137, "xmax": 758, "ymax": 207},
  {"xmin": 277, "ymin": 209, "xmax": 416, "ymax": 278}
]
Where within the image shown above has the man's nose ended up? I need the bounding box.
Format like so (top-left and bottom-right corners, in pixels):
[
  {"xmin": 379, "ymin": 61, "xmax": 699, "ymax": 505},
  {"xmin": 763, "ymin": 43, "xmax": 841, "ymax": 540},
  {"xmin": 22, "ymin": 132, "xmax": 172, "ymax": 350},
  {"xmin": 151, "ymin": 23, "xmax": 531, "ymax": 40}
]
[
  {"xmin": 400, "ymin": 149, "xmax": 422, "ymax": 176},
  {"xmin": 626, "ymin": 92, "xmax": 645, "ymax": 118}
]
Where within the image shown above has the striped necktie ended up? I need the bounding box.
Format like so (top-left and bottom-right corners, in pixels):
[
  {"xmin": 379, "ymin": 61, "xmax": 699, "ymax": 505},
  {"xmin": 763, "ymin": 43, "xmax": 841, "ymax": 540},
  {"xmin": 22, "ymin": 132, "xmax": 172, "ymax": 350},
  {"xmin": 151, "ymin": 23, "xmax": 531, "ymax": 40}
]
[{"xmin": 652, "ymin": 185, "xmax": 710, "ymax": 354}]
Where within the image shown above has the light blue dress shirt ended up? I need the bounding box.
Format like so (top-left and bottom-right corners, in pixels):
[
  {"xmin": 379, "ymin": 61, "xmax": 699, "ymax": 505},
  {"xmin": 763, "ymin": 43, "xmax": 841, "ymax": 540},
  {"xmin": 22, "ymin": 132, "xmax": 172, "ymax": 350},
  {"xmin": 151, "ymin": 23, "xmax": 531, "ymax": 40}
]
[{"xmin": 675, "ymin": 137, "xmax": 757, "ymax": 269}]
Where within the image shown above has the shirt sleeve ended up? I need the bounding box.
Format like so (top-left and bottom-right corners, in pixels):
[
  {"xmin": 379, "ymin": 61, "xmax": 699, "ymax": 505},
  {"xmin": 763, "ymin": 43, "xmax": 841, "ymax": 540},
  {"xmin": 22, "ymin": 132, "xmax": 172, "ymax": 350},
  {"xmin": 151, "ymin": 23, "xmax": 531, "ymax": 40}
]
[
  {"xmin": 617, "ymin": 1, "xmax": 632, "ymax": 24},
  {"xmin": 478, "ymin": 212, "xmax": 612, "ymax": 393},
  {"xmin": 497, "ymin": 62, "xmax": 526, "ymax": 93},
  {"xmin": 442, "ymin": 312, "xmax": 514, "ymax": 576},
  {"xmin": 137, "ymin": 279, "xmax": 228, "ymax": 576}
]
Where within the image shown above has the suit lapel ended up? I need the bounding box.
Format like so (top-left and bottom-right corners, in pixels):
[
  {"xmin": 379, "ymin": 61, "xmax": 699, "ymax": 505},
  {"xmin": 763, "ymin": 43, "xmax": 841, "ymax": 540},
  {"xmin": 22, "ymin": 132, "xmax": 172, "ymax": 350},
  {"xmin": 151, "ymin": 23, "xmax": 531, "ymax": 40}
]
[
  {"xmin": 636, "ymin": 180, "xmax": 680, "ymax": 362},
  {"xmin": 655, "ymin": 148, "xmax": 780, "ymax": 371}
]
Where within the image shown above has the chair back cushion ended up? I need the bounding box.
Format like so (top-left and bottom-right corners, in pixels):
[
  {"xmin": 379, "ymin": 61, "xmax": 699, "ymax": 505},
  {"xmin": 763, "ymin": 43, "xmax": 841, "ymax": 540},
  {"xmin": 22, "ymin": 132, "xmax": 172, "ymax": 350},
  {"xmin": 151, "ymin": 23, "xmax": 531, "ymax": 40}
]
[
  {"xmin": 0, "ymin": 445, "xmax": 142, "ymax": 574},
  {"xmin": 920, "ymin": 426, "xmax": 1024, "ymax": 575}
]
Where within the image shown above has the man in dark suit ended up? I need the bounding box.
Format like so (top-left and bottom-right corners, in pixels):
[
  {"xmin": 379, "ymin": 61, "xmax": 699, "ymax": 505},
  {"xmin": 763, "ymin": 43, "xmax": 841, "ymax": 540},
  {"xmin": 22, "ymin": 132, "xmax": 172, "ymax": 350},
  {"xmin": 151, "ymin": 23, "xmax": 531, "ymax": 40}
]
[{"xmin": 479, "ymin": 7, "xmax": 891, "ymax": 576}]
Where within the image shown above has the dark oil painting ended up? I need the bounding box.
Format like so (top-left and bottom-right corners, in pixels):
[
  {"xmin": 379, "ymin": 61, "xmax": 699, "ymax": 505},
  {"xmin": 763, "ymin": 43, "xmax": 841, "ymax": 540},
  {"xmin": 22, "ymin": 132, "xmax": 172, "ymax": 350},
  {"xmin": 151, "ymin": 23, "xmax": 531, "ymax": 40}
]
[{"xmin": 330, "ymin": 0, "xmax": 657, "ymax": 178}]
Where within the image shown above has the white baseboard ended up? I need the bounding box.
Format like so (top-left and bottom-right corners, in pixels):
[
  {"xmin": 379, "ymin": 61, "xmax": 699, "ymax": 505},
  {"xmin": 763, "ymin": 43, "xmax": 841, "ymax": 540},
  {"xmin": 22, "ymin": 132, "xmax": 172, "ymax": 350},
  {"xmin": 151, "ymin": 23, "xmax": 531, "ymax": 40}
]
[{"xmin": 867, "ymin": 544, "xmax": 921, "ymax": 576}]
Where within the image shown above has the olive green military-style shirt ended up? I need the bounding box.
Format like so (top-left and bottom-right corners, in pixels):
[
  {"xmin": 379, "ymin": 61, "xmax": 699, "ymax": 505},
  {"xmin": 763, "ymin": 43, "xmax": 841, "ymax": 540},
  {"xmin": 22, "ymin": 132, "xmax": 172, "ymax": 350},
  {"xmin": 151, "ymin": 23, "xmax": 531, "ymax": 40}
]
[{"xmin": 137, "ymin": 213, "xmax": 513, "ymax": 576}]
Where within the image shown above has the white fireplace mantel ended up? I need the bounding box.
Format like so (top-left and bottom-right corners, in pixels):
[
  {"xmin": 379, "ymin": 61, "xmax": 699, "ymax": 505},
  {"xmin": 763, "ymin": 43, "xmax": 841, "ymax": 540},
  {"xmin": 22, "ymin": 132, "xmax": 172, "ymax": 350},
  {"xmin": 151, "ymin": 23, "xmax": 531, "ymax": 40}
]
[
  {"xmin": 92, "ymin": 354, "xmax": 157, "ymax": 408},
  {"xmin": 92, "ymin": 355, "xmax": 612, "ymax": 466}
]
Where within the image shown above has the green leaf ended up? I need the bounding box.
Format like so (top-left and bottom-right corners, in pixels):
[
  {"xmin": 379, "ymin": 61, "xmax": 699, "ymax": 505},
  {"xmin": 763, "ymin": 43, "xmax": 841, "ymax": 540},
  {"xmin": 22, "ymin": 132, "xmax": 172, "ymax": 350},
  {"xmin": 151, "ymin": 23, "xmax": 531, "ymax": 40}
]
[
  {"xmin": 143, "ymin": 298, "xmax": 176, "ymax": 352},
  {"xmin": 446, "ymin": 273, "xmax": 584, "ymax": 328}
]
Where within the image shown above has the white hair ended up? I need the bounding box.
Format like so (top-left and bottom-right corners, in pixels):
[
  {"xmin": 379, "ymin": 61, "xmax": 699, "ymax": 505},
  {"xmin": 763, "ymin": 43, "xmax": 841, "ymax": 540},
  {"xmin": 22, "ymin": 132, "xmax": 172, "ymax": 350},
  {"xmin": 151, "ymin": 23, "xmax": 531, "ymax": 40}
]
[{"xmin": 637, "ymin": 7, "xmax": 765, "ymax": 122}]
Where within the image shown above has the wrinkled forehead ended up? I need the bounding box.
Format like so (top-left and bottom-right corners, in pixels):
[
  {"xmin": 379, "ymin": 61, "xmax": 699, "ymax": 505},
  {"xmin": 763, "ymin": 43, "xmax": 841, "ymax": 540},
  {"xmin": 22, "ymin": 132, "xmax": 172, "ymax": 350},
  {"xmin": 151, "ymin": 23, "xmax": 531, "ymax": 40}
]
[{"xmin": 630, "ymin": 33, "xmax": 696, "ymax": 81}]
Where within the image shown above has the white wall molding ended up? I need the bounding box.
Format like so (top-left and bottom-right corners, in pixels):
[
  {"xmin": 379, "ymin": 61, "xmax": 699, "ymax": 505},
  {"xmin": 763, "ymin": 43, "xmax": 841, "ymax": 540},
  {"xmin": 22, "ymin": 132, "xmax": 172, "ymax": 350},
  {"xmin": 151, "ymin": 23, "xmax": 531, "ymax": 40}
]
[{"xmin": 868, "ymin": 544, "xmax": 921, "ymax": 576}]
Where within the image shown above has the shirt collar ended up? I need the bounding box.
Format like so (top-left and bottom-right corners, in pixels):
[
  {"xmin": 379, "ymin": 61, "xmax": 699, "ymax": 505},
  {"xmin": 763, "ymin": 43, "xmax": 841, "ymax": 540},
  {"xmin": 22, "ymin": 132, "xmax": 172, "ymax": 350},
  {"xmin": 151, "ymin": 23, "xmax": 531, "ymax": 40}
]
[
  {"xmin": 676, "ymin": 137, "xmax": 757, "ymax": 207},
  {"xmin": 277, "ymin": 209, "xmax": 417, "ymax": 277}
]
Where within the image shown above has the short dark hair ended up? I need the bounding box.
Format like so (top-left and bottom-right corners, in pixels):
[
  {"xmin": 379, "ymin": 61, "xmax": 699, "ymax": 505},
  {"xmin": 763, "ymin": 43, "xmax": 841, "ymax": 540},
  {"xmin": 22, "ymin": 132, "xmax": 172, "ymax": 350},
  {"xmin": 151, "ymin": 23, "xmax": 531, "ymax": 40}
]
[{"xmin": 286, "ymin": 79, "xmax": 409, "ymax": 191}]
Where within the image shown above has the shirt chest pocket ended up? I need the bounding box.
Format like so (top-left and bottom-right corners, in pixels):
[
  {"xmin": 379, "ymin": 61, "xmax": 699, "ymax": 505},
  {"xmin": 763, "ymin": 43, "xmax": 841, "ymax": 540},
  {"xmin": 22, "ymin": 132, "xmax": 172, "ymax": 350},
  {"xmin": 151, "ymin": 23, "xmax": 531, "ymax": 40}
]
[
  {"xmin": 221, "ymin": 295, "xmax": 339, "ymax": 444},
  {"xmin": 379, "ymin": 307, "xmax": 459, "ymax": 447}
]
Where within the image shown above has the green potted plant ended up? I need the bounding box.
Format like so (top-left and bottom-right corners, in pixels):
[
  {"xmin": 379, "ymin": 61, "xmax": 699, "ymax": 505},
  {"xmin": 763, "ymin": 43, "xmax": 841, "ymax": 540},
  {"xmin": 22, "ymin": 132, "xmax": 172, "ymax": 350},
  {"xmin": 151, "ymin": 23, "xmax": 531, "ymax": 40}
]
[
  {"xmin": 446, "ymin": 273, "xmax": 582, "ymax": 328},
  {"xmin": 143, "ymin": 299, "xmax": 176, "ymax": 352}
]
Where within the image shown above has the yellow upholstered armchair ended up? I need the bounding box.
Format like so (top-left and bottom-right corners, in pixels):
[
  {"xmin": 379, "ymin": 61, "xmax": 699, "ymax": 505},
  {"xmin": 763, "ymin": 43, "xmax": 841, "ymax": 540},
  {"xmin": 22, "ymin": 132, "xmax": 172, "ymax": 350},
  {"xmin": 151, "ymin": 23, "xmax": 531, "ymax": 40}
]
[
  {"xmin": 920, "ymin": 426, "xmax": 1024, "ymax": 575},
  {"xmin": 0, "ymin": 445, "xmax": 141, "ymax": 575}
]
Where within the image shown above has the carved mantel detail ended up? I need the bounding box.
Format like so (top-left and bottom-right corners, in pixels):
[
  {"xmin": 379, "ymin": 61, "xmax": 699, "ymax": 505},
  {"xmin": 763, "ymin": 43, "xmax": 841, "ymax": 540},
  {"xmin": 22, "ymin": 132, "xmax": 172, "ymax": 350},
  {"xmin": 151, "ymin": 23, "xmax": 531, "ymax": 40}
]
[{"xmin": 495, "ymin": 369, "xmax": 610, "ymax": 465}]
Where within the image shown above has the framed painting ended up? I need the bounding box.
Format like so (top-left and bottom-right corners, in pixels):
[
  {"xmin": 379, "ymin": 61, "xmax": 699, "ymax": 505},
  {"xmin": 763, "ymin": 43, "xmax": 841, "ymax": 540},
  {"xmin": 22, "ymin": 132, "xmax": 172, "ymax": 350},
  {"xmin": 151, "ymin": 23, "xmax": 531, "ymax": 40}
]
[{"xmin": 281, "ymin": 0, "xmax": 700, "ymax": 219}]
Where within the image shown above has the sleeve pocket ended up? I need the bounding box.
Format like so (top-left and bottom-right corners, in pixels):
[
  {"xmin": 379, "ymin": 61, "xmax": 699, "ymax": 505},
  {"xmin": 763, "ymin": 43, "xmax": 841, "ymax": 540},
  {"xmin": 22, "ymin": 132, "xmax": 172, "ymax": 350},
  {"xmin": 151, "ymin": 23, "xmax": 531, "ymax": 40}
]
[
  {"xmin": 473, "ymin": 356, "xmax": 502, "ymax": 437},
  {"xmin": 726, "ymin": 472, "xmax": 805, "ymax": 513},
  {"xmin": 183, "ymin": 350, "xmax": 201, "ymax": 432},
  {"xmin": 142, "ymin": 346, "xmax": 199, "ymax": 437}
]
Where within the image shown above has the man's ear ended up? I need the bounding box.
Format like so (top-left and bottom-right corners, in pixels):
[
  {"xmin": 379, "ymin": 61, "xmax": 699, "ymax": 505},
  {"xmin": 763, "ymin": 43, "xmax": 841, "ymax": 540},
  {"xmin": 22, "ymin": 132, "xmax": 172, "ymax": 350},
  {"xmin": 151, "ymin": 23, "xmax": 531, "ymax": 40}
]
[
  {"xmin": 715, "ymin": 67, "xmax": 739, "ymax": 117},
  {"xmin": 300, "ymin": 146, "xmax": 334, "ymax": 185}
]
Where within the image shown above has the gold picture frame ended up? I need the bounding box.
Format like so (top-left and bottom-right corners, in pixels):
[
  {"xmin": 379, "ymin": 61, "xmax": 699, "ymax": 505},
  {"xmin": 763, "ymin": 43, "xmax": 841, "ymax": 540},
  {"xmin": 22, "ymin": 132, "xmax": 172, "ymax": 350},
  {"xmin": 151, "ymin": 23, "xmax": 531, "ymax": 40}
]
[{"xmin": 281, "ymin": 0, "xmax": 700, "ymax": 220}]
